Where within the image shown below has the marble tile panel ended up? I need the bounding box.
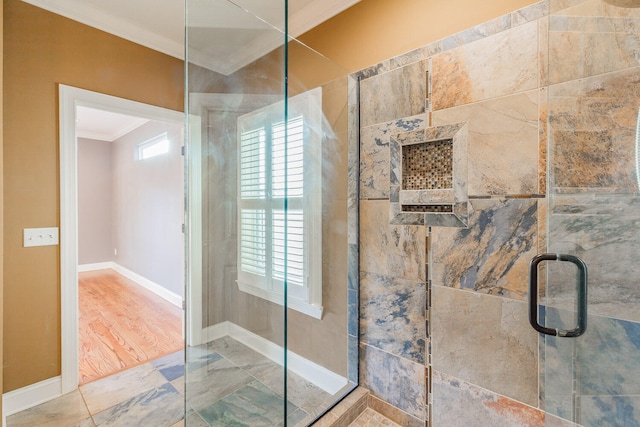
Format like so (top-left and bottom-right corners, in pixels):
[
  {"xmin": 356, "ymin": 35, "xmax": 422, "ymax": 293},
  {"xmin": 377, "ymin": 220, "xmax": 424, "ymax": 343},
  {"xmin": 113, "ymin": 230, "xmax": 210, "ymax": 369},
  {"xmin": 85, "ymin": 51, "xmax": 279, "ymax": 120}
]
[
  {"xmin": 511, "ymin": 1, "xmax": 549, "ymax": 27},
  {"xmin": 367, "ymin": 394, "xmax": 425, "ymax": 427},
  {"xmin": 198, "ymin": 380, "xmax": 297, "ymax": 426},
  {"xmin": 185, "ymin": 356, "xmax": 255, "ymax": 411},
  {"xmin": 442, "ymin": 15, "xmax": 512, "ymax": 52},
  {"xmin": 431, "ymin": 286, "xmax": 539, "ymax": 406},
  {"xmin": 359, "ymin": 271, "xmax": 426, "ymax": 364},
  {"xmin": 360, "ymin": 115, "xmax": 427, "ymax": 200},
  {"xmin": 359, "ymin": 343, "xmax": 426, "ymax": 420},
  {"xmin": 548, "ymin": 14, "xmax": 640, "ymax": 85},
  {"xmin": 432, "ymin": 21, "xmax": 538, "ymax": 110},
  {"xmin": 352, "ymin": 60, "xmax": 391, "ymax": 82},
  {"xmin": 544, "ymin": 308, "xmax": 640, "ymax": 397},
  {"xmin": 80, "ymin": 362, "xmax": 169, "ymax": 415},
  {"xmin": 360, "ymin": 200, "xmax": 426, "ymax": 282},
  {"xmin": 390, "ymin": 42, "xmax": 442, "ymax": 70},
  {"xmin": 348, "ymin": 288, "xmax": 358, "ymax": 336},
  {"xmin": 186, "ymin": 344, "xmax": 222, "ymax": 372},
  {"xmin": 579, "ymin": 395, "xmax": 640, "ymax": 427},
  {"xmin": 432, "ymin": 91, "xmax": 539, "ymax": 196},
  {"xmin": 549, "ymin": 0, "xmax": 590, "ymax": 14},
  {"xmin": 432, "ymin": 370, "xmax": 550, "ymax": 427},
  {"xmin": 6, "ymin": 390, "xmax": 91, "ymax": 427},
  {"xmin": 430, "ymin": 198, "xmax": 538, "ymax": 299},
  {"xmin": 348, "ymin": 334, "xmax": 358, "ymax": 384},
  {"xmin": 92, "ymin": 383, "xmax": 183, "ymax": 427},
  {"xmin": 539, "ymin": 87, "xmax": 548, "ymax": 195},
  {"xmin": 548, "ymin": 67, "xmax": 640, "ymax": 193},
  {"xmin": 152, "ymin": 350, "xmax": 185, "ymax": 381},
  {"xmin": 539, "ymin": 16, "xmax": 550, "ymax": 88},
  {"xmin": 349, "ymin": 408, "xmax": 400, "ymax": 427},
  {"xmin": 547, "ymin": 194, "xmax": 640, "ymax": 322},
  {"xmin": 360, "ymin": 61, "xmax": 427, "ymax": 127},
  {"xmin": 181, "ymin": 412, "xmax": 208, "ymax": 427}
]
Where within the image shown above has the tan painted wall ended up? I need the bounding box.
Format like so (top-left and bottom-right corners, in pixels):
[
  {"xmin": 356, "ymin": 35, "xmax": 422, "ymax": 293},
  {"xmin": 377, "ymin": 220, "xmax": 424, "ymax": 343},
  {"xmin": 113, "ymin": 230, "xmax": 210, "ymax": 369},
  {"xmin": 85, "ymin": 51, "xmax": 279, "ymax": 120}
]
[
  {"xmin": 299, "ymin": 0, "xmax": 539, "ymax": 73},
  {"xmin": 3, "ymin": 0, "xmax": 538, "ymax": 395},
  {"xmin": 3, "ymin": 0, "xmax": 183, "ymax": 392},
  {"xmin": 1, "ymin": 0, "xmax": 4, "ymax": 416}
]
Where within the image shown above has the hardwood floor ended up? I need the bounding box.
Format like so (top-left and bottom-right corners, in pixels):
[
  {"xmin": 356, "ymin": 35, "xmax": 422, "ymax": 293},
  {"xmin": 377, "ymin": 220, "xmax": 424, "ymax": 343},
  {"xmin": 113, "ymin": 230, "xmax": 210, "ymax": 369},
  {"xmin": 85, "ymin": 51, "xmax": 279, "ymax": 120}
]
[{"xmin": 78, "ymin": 269, "xmax": 183, "ymax": 385}]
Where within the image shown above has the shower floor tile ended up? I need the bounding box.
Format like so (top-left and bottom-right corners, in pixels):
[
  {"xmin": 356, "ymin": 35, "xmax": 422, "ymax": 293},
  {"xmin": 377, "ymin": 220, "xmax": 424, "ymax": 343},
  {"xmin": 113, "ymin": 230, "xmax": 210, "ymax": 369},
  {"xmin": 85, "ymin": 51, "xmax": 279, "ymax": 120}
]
[
  {"xmin": 7, "ymin": 336, "xmax": 345, "ymax": 427},
  {"xmin": 349, "ymin": 408, "xmax": 401, "ymax": 426}
]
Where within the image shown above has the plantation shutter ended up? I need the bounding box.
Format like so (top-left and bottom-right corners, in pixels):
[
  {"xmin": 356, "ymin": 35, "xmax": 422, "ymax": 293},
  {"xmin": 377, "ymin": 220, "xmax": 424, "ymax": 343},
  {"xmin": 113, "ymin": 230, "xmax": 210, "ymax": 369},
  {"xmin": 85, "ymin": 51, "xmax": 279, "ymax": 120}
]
[{"xmin": 236, "ymin": 87, "xmax": 323, "ymax": 318}]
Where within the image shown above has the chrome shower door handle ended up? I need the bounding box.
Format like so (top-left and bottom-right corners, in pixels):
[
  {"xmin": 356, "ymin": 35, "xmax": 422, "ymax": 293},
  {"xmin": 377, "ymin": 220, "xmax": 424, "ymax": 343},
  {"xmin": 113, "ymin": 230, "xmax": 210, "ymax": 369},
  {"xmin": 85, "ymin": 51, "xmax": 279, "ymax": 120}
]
[{"xmin": 528, "ymin": 253, "xmax": 588, "ymax": 337}]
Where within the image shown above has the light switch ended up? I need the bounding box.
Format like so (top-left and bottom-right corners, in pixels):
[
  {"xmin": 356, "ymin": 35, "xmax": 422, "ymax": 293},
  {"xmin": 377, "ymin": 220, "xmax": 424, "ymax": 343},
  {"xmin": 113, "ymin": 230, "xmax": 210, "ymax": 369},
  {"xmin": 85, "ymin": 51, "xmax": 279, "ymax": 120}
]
[{"xmin": 23, "ymin": 227, "xmax": 59, "ymax": 247}]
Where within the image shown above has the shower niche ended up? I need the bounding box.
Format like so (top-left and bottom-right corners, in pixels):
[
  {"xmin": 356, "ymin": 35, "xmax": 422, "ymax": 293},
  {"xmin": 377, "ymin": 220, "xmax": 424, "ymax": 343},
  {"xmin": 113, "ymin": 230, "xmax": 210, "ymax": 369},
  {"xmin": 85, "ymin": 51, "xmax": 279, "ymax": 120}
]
[{"xmin": 390, "ymin": 122, "xmax": 469, "ymax": 227}]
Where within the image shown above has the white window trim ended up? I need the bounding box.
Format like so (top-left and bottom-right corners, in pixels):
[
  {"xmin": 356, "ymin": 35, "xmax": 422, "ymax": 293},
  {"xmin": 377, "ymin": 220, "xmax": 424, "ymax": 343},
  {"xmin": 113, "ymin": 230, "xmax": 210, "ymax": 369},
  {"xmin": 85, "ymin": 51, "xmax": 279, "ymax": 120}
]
[
  {"xmin": 137, "ymin": 132, "xmax": 169, "ymax": 160},
  {"xmin": 236, "ymin": 87, "xmax": 323, "ymax": 319}
]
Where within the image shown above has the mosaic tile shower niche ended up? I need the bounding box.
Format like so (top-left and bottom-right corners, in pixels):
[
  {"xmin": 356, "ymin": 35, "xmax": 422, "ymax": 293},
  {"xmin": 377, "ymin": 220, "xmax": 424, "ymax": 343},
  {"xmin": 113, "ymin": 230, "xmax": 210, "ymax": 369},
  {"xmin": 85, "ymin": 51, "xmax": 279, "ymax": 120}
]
[{"xmin": 390, "ymin": 123, "xmax": 468, "ymax": 227}]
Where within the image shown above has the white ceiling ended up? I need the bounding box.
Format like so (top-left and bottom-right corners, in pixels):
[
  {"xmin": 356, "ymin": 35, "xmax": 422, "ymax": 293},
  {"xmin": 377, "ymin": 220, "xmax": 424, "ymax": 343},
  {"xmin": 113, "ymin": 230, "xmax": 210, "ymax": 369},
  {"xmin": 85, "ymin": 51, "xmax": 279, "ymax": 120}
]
[
  {"xmin": 22, "ymin": 0, "xmax": 360, "ymax": 75},
  {"xmin": 76, "ymin": 107, "xmax": 149, "ymax": 142}
]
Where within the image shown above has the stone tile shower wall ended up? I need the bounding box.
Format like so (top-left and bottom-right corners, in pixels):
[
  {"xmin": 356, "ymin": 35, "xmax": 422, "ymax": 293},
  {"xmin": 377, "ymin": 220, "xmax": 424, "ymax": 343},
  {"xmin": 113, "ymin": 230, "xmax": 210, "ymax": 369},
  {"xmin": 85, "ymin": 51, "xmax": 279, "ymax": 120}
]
[{"xmin": 353, "ymin": 0, "xmax": 640, "ymax": 426}]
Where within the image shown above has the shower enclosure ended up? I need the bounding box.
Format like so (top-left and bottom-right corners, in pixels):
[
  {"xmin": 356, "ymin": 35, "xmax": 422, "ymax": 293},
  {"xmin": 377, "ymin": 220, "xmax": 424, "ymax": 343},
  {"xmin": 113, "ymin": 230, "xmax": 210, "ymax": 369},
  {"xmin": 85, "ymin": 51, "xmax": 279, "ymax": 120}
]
[
  {"xmin": 540, "ymin": 1, "xmax": 640, "ymax": 425},
  {"xmin": 183, "ymin": 0, "xmax": 358, "ymax": 425}
]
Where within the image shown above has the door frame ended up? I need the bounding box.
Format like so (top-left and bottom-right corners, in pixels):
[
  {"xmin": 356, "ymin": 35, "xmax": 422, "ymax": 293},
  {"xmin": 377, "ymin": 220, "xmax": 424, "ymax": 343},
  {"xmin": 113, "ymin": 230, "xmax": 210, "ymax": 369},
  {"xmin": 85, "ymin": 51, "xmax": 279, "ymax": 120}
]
[{"xmin": 58, "ymin": 85, "xmax": 197, "ymax": 393}]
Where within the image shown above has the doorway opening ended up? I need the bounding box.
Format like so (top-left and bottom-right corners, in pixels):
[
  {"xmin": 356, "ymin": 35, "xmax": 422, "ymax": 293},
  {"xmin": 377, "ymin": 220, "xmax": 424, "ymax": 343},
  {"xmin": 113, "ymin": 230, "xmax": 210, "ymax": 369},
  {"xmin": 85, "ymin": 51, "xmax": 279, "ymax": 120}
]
[
  {"xmin": 75, "ymin": 106, "xmax": 184, "ymax": 384},
  {"xmin": 59, "ymin": 85, "xmax": 192, "ymax": 393}
]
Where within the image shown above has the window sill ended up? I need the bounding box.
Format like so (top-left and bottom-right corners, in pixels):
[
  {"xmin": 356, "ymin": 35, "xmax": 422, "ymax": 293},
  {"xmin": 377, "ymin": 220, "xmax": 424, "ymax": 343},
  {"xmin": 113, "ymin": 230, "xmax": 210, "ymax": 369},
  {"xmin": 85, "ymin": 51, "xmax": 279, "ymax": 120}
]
[{"xmin": 237, "ymin": 281, "xmax": 323, "ymax": 320}]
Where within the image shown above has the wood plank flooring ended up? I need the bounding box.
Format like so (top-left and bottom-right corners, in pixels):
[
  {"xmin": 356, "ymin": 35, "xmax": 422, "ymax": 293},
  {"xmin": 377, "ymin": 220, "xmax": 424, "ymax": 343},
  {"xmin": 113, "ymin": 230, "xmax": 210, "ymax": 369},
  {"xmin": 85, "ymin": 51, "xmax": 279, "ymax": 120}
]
[{"xmin": 78, "ymin": 269, "xmax": 183, "ymax": 385}]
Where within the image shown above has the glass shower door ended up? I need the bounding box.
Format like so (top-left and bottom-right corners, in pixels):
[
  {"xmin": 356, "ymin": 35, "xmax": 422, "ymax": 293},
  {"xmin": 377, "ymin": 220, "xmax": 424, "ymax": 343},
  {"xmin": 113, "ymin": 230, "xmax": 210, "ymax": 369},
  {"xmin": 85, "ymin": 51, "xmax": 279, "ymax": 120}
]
[
  {"xmin": 184, "ymin": 0, "xmax": 357, "ymax": 425},
  {"xmin": 541, "ymin": 1, "xmax": 640, "ymax": 425}
]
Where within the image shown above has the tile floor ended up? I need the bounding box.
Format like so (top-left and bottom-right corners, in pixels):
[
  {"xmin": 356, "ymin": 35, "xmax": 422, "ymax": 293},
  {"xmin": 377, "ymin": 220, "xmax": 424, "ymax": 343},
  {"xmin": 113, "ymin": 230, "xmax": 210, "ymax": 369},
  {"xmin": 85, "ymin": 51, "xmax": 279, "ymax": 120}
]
[
  {"xmin": 349, "ymin": 409, "xmax": 400, "ymax": 427},
  {"xmin": 7, "ymin": 336, "xmax": 353, "ymax": 427}
]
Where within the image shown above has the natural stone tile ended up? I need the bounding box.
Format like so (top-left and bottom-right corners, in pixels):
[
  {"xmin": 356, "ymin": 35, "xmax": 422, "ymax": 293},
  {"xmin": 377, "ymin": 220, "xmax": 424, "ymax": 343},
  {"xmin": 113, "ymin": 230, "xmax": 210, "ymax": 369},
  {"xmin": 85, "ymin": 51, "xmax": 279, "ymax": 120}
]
[
  {"xmin": 538, "ymin": 87, "xmax": 548, "ymax": 195},
  {"xmin": 390, "ymin": 43, "xmax": 442, "ymax": 69},
  {"xmin": 360, "ymin": 61, "xmax": 427, "ymax": 127},
  {"xmin": 359, "ymin": 343, "xmax": 426, "ymax": 420},
  {"xmin": 432, "ymin": 90, "xmax": 539, "ymax": 196},
  {"xmin": 350, "ymin": 408, "xmax": 400, "ymax": 426},
  {"xmin": 548, "ymin": 13, "xmax": 640, "ymax": 85},
  {"xmin": 152, "ymin": 350, "xmax": 185, "ymax": 381},
  {"xmin": 360, "ymin": 115, "xmax": 427, "ymax": 199},
  {"xmin": 442, "ymin": 15, "xmax": 512, "ymax": 51},
  {"xmin": 431, "ymin": 198, "xmax": 538, "ymax": 299},
  {"xmin": 431, "ymin": 287, "xmax": 539, "ymax": 406},
  {"xmin": 432, "ymin": 370, "xmax": 545, "ymax": 427},
  {"xmin": 360, "ymin": 200, "xmax": 426, "ymax": 283},
  {"xmin": 185, "ymin": 357, "xmax": 254, "ymax": 411},
  {"xmin": 80, "ymin": 362, "xmax": 168, "ymax": 415},
  {"xmin": 92, "ymin": 383, "xmax": 183, "ymax": 427},
  {"xmin": 432, "ymin": 21, "xmax": 538, "ymax": 110},
  {"xmin": 6, "ymin": 390, "xmax": 91, "ymax": 427},
  {"xmin": 511, "ymin": 0, "xmax": 549, "ymax": 27},
  {"xmin": 547, "ymin": 194, "xmax": 640, "ymax": 322},
  {"xmin": 198, "ymin": 381, "xmax": 296, "ymax": 426},
  {"xmin": 360, "ymin": 271, "xmax": 426, "ymax": 364},
  {"xmin": 579, "ymin": 395, "xmax": 640, "ymax": 427},
  {"xmin": 544, "ymin": 308, "xmax": 640, "ymax": 425},
  {"xmin": 548, "ymin": 67, "xmax": 640, "ymax": 192},
  {"xmin": 539, "ymin": 14, "xmax": 550, "ymax": 87}
]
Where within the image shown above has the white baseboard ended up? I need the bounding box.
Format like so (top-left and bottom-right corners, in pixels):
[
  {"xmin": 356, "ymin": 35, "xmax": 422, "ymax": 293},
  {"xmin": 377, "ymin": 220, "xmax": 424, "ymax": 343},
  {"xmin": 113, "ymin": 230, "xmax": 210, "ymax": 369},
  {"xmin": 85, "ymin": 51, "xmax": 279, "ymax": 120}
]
[
  {"xmin": 78, "ymin": 262, "xmax": 113, "ymax": 272},
  {"xmin": 197, "ymin": 322, "xmax": 348, "ymax": 395},
  {"xmin": 2, "ymin": 376, "xmax": 62, "ymax": 426},
  {"xmin": 80, "ymin": 262, "xmax": 182, "ymax": 308}
]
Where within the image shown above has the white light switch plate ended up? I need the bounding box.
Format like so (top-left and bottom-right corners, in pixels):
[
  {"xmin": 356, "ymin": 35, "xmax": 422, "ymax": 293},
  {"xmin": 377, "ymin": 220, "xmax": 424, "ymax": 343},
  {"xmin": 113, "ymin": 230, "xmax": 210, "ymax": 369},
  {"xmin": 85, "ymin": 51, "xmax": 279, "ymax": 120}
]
[{"xmin": 23, "ymin": 227, "xmax": 59, "ymax": 247}]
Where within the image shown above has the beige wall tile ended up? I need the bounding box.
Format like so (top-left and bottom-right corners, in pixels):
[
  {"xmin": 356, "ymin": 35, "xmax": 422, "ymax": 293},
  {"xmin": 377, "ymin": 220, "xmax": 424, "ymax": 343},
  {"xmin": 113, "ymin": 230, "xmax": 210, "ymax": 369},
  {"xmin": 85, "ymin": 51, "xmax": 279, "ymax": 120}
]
[
  {"xmin": 432, "ymin": 21, "xmax": 538, "ymax": 110},
  {"xmin": 431, "ymin": 287, "xmax": 539, "ymax": 406}
]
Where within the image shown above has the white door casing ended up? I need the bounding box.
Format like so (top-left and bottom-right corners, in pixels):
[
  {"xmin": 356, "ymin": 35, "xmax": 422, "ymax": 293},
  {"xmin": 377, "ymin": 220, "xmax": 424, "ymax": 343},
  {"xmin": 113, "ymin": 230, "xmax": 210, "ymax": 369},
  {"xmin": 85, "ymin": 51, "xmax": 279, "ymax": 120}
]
[{"xmin": 58, "ymin": 85, "xmax": 194, "ymax": 393}]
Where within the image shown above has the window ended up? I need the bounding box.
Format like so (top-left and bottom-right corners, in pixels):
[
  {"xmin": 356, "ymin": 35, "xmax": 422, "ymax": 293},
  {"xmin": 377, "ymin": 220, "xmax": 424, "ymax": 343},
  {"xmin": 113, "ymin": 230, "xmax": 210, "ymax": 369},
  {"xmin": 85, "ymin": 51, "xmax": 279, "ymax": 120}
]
[
  {"xmin": 137, "ymin": 132, "xmax": 169, "ymax": 160},
  {"xmin": 237, "ymin": 88, "xmax": 323, "ymax": 319}
]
